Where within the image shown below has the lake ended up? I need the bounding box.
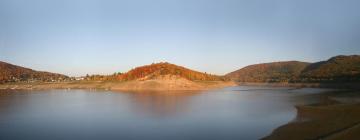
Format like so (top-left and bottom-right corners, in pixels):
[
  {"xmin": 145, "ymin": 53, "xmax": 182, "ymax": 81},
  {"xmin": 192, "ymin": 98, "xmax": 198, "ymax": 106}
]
[{"xmin": 0, "ymin": 86, "xmax": 329, "ymax": 140}]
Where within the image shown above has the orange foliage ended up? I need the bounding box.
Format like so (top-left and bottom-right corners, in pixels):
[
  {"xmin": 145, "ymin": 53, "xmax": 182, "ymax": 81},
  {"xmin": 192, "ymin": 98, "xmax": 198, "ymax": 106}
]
[{"xmin": 117, "ymin": 62, "xmax": 226, "ymax": 81}]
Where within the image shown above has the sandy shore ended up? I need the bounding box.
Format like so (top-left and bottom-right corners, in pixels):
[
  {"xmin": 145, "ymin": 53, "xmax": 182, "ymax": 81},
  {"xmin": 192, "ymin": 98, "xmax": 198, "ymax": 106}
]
[
  {"xmin": 263, "ymin": 90, "xmax": 360, "ymax": 140},
  {"xmin": 0, "ymin": 77, "xmax": 236, "ymax": 91}
]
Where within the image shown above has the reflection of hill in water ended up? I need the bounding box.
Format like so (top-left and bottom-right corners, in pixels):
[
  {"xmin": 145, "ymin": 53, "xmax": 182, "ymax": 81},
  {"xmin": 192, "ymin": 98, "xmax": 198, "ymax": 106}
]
[{"xmin": 120, "ymin": 90, "xmax": 203, "ymax": 117}]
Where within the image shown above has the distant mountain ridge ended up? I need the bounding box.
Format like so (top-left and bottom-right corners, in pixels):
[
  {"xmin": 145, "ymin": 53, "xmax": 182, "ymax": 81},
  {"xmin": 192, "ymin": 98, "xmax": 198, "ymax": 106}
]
[
  {"xmin": 0, "ymin": 61, "xmax": 69, "ymax": 83},
  {"xmin": 226, "ymin": 55, "xmax": 360, "ymax": 83}
]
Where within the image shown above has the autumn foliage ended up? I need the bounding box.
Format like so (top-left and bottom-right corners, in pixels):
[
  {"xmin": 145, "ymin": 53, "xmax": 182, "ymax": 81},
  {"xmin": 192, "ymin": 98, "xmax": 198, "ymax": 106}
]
[
  {"xmin": 299, "ymin": 55, "xmax": 360, "ymax": 82},
  {"xmin": 117, "ymin": 62, "xmax": 227, "ymax": 81},
  {"xmin": 226, "ymin": 55, "xmax": 360, "ymax": 83},
  {"xmin": 226, "ymin": 61, "xmax": 309, "ymax": 83},
  {"xmin": 2, "ymin": 55, "xmax": 359, "ymax": 84}
]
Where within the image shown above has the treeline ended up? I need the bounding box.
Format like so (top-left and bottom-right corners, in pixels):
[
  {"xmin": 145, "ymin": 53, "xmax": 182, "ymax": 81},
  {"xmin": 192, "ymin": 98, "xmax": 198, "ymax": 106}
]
[
  {"xmin": 83, "ymin": 72, "xmax": 123, "ymax": 81},
  {"xmin": 226, "ymin": 55, "xmax": 360, "ymax": 83}
]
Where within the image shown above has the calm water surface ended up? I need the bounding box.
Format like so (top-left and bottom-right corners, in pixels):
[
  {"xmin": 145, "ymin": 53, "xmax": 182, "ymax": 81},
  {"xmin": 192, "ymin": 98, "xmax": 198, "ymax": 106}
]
[{"xmin": 0, "ymin": 86, "xmax": 329, "ymax": 140}]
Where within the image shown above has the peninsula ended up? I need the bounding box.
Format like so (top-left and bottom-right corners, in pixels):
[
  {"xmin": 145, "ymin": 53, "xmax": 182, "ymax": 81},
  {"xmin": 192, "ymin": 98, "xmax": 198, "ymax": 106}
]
[{"xmin": 0, "ymin": 62, "xmax": 235, "ymax": 90}]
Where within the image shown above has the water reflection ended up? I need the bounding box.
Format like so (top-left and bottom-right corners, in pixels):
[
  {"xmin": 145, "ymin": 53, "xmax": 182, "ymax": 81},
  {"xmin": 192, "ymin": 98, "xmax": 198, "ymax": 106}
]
[
  {"xmin": 120, "ymin": 90, "xmax": 203, "ymax": 118},
  {"xmin": 0, "ymin": 87, "xmax": 326, "ymax": 140}
]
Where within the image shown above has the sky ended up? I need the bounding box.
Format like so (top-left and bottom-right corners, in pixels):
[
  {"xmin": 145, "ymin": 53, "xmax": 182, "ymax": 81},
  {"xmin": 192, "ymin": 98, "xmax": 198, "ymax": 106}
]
[{"xmin": 0, "ymin": 0, "xmax": 360, "ymax": 76}]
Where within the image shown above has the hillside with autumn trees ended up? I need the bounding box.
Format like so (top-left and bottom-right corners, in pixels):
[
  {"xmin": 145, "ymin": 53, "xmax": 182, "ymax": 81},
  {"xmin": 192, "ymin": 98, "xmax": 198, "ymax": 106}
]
[
  {"xmin": 0, "ymin": 61, "xmax": 69, "ymax": 83},
  {"xmin": 117, "ymin": 62, "xmax": 227, "ymax": 81},
  {"xmin": 226, "ymin": 55, "xmax": 360, "ymax": 83},
  {"xmin": 226, "ymin": 61, "xmax": 310, "ymax": 83},
  {"xmin": 298, "ymin": 55, "xmax": 360, "ymax": 82}
]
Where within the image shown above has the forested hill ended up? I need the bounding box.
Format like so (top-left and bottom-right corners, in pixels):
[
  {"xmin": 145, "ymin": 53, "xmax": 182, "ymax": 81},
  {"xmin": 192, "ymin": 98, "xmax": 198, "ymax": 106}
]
[
  {"xmin": 226, "ymin": 61, "xmax": 310, "ymax": 83},
  {"xmin": 226, "ymin": 55, "xmax": 360, "ymax": 83},
  {"xmin": 117, "ymin": 62, "xmax": 227, "ymax": 81},
  {"xmin": 299, "ymin": 55, "xmax": 360, "ymax": 82},
  {"xmin": 0, "ymin": 61, "xmax": 69, "ymax": 83}
]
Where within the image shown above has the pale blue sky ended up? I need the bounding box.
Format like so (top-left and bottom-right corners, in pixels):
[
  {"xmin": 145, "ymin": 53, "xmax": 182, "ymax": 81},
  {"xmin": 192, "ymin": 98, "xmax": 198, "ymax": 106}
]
[{"xmin": 1, "ymin": 0, "xmax": 360, "ymax": 76}]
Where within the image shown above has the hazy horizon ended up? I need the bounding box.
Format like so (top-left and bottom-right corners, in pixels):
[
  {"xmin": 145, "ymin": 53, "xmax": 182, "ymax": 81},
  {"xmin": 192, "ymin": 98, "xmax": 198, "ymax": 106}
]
[{"xmin": 1, "ymin": 0, "xmax": 360, "ymax": 77}]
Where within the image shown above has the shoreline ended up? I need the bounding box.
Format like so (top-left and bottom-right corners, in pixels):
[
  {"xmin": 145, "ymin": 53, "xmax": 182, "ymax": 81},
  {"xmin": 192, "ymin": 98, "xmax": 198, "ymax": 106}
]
[
  {"xmin": 2, "ymin": 81, "xmax": 359, "ymax": 91},
  {"xmin": 0, "ymin": 80, "xmax": 236, "ymax": 91},
  {"xmin": 236, "ymin": 82, "xmax": 360, "ymax": 89},
  {"xmin": 262, "ymin": 90, "xmax": 360, "ymax": 140}
]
